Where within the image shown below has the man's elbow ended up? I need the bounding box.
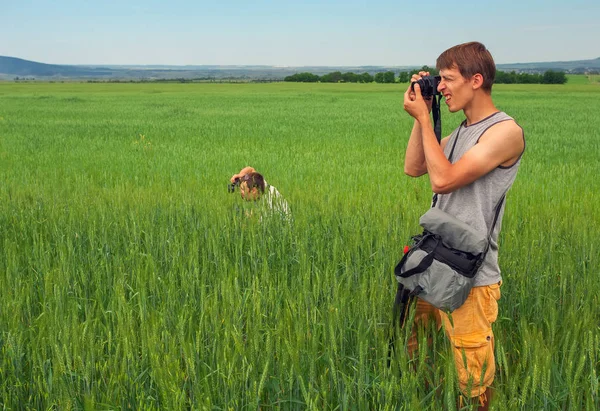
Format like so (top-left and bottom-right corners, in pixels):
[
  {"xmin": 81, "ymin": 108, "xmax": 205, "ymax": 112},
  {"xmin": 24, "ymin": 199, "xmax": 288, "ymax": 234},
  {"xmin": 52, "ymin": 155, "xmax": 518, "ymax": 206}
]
[
  {"xmin": 431, "ymin": 185, "xmax": 452, "ymax": 194},
  {"xmin": 404, "ymin": 165, "xmax": 427, "ymax": 177},
  {"xmin": 430, "ymin": 178, "xmax": 453, "ymax": 194},
  {"xmin": 429, "ymin": 172, "xmax": 453, "ymax": 193}
]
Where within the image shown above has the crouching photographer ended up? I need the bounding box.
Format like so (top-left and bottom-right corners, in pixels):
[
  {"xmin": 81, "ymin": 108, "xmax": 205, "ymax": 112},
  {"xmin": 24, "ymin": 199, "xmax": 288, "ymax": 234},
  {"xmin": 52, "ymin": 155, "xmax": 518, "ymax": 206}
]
[
  {"xmin": 229, "ymin": 166, "xmax": 290, "ymax": 220},
  {"xmin": 396, "ymin": 42, "xmax": 525, "ymax": 409}
]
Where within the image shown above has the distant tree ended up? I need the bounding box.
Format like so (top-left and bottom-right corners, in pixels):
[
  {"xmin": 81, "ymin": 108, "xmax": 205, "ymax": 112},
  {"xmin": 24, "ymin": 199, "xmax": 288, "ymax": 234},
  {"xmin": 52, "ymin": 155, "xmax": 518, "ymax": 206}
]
[
  {"xmin": 284, "ymin": 72, "xmax": 320, "ymax": 82},
  {"xmin": 494, "ymin": 69, "xmax": 566, "ymax": 84},
  {"xmin": 409, "ymin": 65, "xmax": 439, "ymax": 77},
  {"xmin": 398, "ymin": 71, "xmax": 410, "ymax": 83},
  {"xmin": 282, "ymin": 70, "xmax": 379, "ymax": 84},
  {"xmin": 321, "ymin": 71, "xmax": 342, "ymax": 83},
  {"xmin": 330, "ymin": 71, "xmax": 343, "ymax": 83},
  {"xmin": 542, "ymin": 70, "xmax": 567, "ymax": 84},
  {"xmin": 495, "ymin": 70, "xmax": 517, "ymax": 84},
  {"xmin": 309, "ymin": 73, "xmax": 320, "ymax": 82},
  {"xmin": 517, "ymin": 72, "xmax": 542, "ymax": 84},
  {"xmin": 383, "ymin": 71, "xmax": 395, "ymax": 83},
  {"xmin": 495, "ymin": 71, "xmax": 509, "ymax": 83},
  {"xmin": 421, "ymin": 65, "xmax": 439, "ymax": 75},
  {"xmin": 359, "ymin": 72, "xmax": 373, "ymax": 83},
  {"xmin": 342, "ymin": 72, "xmax": 359, "ymax": 83},
  {"xmin": 374, "ymin": 71, "xmax": 395, "ymax": 83}
]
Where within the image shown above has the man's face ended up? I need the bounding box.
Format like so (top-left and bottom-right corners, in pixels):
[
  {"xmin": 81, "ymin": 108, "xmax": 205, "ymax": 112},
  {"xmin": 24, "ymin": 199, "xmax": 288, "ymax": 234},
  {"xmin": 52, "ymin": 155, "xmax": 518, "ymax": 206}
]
[
  {"xmin": 437, "ymin": 66, "xmax": 473, "ymax": 113},
  {"xmin": 239, "ymin": 181, "xmax": 261, "ymax": 201}
]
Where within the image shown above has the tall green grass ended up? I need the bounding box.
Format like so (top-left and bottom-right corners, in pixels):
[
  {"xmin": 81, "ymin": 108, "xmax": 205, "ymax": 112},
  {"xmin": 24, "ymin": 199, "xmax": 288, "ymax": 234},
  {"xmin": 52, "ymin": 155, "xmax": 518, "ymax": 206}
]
[
  {"xmin": 566, "ymin": 74, "xmax": 600, "ymax": 85},
  {"xmin": 0, "ymin": 81, "xmax": 598, "ymax": 409}
]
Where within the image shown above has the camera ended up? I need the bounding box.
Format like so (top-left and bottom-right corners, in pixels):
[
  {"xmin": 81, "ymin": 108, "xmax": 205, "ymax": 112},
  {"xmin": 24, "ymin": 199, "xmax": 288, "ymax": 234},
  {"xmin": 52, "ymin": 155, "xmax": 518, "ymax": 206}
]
[
  {"xmin": 411, "ymin": 75, "xmax": 443, "ymax": 143},
  {"xmin": 228, "ymin": 178, "xmax": 240, "ymax": 193},
  {"xmin": 411, "ymin": 75, "xmax": 441, "ymax": 99}
]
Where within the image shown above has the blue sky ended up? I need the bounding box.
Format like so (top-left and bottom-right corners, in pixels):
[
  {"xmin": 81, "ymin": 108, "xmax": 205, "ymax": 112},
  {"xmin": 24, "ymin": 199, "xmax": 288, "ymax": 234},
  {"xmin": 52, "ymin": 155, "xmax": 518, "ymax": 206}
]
[{"xmin": 2, "ymin": 0, "xmax": 599, "ymax": 66}]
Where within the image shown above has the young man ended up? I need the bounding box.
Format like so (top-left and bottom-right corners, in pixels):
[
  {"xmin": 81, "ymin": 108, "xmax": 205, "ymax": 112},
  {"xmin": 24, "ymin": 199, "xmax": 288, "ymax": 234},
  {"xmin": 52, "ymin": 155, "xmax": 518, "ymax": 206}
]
[
  {"xmin": 402, "ymin": 42, "xmax": 525, "ymax": 408},
  {"xmin": 230, "ymin": 166, "xmax": 290, "ymax": 219}
]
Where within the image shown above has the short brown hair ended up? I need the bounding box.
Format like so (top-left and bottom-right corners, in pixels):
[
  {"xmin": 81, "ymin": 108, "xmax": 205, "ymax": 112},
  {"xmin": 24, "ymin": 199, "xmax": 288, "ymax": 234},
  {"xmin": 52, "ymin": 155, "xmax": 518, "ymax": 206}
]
[
  {"xmin": 436, "ymin": 42, "xmax": 496, "ymax": 93},
  {"xmin": 242, "ymin": 172, "xmax": 265, "ymax": 194}
]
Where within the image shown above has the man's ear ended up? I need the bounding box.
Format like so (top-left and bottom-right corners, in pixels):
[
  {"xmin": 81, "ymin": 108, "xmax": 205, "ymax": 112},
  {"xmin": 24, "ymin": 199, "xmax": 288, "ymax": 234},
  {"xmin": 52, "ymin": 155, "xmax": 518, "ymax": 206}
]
[{"xmin": 472, "ymin": 73, "xmax": 484, "ymax": 90}]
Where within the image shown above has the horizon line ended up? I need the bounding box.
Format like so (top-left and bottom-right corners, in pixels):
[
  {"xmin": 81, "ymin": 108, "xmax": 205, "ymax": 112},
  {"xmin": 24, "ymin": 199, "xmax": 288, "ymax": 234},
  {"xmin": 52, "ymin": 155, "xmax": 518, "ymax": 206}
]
[{"xmin": 2, "ymin": 55, "xmax": 600, "ymax": 69}]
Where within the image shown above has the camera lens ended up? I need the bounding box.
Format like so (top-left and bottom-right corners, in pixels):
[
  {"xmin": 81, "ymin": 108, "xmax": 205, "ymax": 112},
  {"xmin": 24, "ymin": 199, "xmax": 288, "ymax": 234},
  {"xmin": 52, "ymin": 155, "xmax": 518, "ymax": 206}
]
[{"xmin": 411, "ymin": 75, "xmax": 441, "ymax": 99}]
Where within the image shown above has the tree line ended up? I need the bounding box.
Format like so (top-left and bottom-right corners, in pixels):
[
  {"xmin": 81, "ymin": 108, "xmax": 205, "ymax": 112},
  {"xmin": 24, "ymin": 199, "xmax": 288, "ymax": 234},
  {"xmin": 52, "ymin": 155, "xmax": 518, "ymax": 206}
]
[
  {"xmin": 284, "ymin": 66, "xmax": 568, "ymax": 84},
  {"xmin": 495, "ymin": 70, "xmax": 567, "ymax": 84}
]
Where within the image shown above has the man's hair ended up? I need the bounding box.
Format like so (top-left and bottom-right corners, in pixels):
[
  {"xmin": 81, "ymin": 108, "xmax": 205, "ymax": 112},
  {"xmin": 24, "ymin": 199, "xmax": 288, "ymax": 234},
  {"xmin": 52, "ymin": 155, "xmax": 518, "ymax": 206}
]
[
  {"xmin": 242, "ymin": 172, "xmax": 266, "ymax": 194},
  {"xmin": 436, "ymin": 42, "xmax": 496, "ymax": 93}
]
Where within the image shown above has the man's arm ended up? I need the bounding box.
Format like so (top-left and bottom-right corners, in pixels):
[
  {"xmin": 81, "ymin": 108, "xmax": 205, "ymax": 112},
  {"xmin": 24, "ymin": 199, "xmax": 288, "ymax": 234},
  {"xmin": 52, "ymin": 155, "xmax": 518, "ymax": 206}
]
[
  {"xmin": 230, "ymin": 166, "xmax": 256, "ymax": 183},
  {"xmin": 417, "ymin": 113, "xmax": 523, "ymax": 194},
  {"xmin": 403, "ymin": 71, "xmax": 448, "ymax": 177},
  {"xmin": 404, "ymin": 85, "xmax": 524, "ymax": 194},
  {"xmin": 404, "ymin": 120, "xmax": 449, "ymax": 177}
]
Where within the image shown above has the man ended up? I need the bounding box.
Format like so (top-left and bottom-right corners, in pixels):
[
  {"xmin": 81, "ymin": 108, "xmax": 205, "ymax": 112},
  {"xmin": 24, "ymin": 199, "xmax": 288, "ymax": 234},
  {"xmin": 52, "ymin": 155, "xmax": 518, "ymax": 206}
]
[
  {"xmin": 402, "ymin": 42, "xmax": 525, "ymax": 408},
  {"xmin": 230, "ymin": 166, "xmax": 290, "ymax": 219}
]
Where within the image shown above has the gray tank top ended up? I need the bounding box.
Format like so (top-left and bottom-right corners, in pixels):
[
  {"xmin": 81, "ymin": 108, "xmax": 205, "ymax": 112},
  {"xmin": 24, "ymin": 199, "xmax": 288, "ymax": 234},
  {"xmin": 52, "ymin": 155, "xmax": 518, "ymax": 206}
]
[{"xmin": 435, "ymin": 111, "xmax": 524, "ymax": 286}]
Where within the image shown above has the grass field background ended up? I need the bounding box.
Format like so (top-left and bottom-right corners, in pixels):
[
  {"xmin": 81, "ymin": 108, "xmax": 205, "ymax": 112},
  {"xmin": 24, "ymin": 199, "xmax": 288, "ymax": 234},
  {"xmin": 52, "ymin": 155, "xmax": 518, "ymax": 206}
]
[{"xmin": 1, "ymin": 78, "xmax": 599, "ymax": 409}]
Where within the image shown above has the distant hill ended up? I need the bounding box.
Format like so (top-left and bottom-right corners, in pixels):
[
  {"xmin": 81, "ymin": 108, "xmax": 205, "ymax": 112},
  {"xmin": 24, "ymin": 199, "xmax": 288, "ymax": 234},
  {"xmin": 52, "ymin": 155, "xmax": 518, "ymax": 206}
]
[
  {"xmin": 497, "ymin": 57, "xmax": 600, "ymax": 73},
  {"xmin": 0, "ymin": 56, "xmax": 115, "ymax": 78},
  {"xmin": 2, "ymin": 55, "xmax": 599, "ymax": 81}
]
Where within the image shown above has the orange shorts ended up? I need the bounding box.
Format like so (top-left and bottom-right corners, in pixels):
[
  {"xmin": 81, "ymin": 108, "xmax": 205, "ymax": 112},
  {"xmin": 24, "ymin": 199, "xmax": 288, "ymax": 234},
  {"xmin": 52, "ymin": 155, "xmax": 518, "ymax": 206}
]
[{"xmin": 407, "ymin": 282, "xmax": 501, "ymax": 398}]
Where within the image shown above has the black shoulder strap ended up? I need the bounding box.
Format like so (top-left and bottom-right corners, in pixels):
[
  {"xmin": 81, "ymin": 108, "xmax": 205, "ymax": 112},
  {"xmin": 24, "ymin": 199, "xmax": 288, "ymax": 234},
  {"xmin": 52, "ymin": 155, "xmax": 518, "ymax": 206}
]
[
  {"xmin": 483, "ymin": 193, "xmax": 506, "ymax": 253},
  {"xmin": 431, "ymin": 125, "xmax": 461, "ymax": 208}
]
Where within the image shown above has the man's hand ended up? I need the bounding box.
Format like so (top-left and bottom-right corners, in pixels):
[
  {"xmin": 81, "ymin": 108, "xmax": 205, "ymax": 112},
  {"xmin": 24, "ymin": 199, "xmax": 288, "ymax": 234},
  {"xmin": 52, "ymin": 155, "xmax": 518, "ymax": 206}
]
[
  {"xmin": 403, "ymin": 71, "xmax": 438, "ymax": 178},
  {"xmin": 404, "ymin": 82, "xmax": 431, "ymax": 124},
  {"xmin": 230, "ymin": 166, "xmax": 256, "ymax": 183},
  {"xmin": 408, "ymin": 71, "xmax": 433, "ymax": 111}
]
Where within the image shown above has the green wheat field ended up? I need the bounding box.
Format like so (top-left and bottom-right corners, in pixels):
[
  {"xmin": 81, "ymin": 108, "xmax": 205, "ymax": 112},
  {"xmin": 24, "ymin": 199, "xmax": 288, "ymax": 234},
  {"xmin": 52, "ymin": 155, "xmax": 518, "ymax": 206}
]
[{"xmin": 1, "ymin": 77, "xmax": 599, "ymax": 409}]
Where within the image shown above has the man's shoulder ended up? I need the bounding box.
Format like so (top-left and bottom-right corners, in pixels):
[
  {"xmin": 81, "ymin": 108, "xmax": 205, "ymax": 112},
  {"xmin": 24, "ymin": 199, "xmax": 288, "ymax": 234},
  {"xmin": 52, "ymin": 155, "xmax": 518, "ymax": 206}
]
[
  {"xmin": 479, "ymin": 117, "xmax": 523, "ymax": 145},
  {"xmin": 475, "ymin": 118, "xmax": 524, "ymax": 166}
]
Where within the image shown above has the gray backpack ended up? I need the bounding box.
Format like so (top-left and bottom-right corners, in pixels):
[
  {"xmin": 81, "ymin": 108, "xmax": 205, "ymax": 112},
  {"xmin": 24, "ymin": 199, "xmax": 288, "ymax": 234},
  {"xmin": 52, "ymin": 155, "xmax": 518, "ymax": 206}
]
[{"xmin": 394, "ymin": 195, "xmax": 505, "ymax": 312}]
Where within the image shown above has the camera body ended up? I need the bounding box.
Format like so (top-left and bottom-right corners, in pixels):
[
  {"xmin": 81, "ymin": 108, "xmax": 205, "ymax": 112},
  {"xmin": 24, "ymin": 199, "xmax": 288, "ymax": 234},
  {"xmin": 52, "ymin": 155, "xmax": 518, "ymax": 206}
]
[
  {"xmin": 228, "ymin": 178, "xmax": 240, "ymax": 193},
  {"xmin": 411, "ymin": 75, "xmax": 441, "ymax": 99}
]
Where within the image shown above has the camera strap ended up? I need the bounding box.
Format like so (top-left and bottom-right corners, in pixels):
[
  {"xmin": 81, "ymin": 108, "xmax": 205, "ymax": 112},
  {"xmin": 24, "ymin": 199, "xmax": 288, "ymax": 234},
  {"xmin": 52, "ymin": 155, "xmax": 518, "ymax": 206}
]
[{"xmin": 432, "ymin": 94, "xmax": 442, "ymax": 143}]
